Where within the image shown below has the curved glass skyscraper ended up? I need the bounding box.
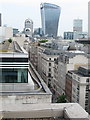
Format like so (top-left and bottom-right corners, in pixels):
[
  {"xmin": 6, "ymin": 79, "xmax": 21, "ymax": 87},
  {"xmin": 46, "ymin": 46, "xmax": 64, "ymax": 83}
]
[{"xmin": 40, "ymin": 3, "xmax": 61, "ymax": 37}]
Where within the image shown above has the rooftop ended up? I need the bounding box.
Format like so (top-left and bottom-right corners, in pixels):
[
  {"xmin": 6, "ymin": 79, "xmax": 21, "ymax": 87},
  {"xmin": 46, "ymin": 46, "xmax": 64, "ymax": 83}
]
[
  {"xmin": 43, "ymin": 49, "xmax": 62, "ymax": 55},
  {"xmin": 0, "ymin": 103, "xmax": 89, "ymax": 119},
  {"xmin": 75, "ymin": 39, "xmax": 90, "ymax": 44},
  {"xmin": 68, "ymin": 66, "xmax": 90, "ymax": 77},
  {"xmin": 0, "ymin": 40, "xmax": 23, "ymax": 53},
  {"xmin": 58, "ymin": 50, "xmax": 86, "ymax": 60}
]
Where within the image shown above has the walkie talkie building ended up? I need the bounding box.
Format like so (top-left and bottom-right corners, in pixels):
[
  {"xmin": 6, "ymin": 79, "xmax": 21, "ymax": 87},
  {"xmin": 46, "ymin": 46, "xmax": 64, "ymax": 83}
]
[{"xmin": 40, "ymin": 3, "xmax": 61, "ymax": 37}]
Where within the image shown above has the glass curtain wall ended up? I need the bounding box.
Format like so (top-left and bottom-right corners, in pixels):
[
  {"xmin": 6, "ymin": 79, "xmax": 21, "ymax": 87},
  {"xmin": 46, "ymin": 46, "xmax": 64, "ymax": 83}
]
[{"xmin": 0, "ymin": 68, "xmax": 28, "ymax": 83}]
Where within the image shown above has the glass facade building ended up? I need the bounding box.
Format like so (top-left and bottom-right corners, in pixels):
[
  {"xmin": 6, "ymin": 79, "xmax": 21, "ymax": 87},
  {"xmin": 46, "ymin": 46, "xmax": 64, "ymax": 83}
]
[
  {"xmin": 40, "ymin": 3, "xmax": 61, "ymax": 37},
  {"xmin": 0, "ymin": 41, "xmax": 35, "ymax": 93},
  {"xmin": 0, "ymin": 68, "xmax": 28, "ymax": 83},
  {"xmin": 64, "ymin": 32, "xmax": 74, "ymax": 40},
  {"xmin": 0, "ymin": 56, "xmax": 28, "ymax": 83},
  {"xmin": 0, "ymin": 41, "xmax": 29, "ymax": 83},
  {"xmin": 73, "ymin": 19, "xmax": 83, "ymax": 32}
]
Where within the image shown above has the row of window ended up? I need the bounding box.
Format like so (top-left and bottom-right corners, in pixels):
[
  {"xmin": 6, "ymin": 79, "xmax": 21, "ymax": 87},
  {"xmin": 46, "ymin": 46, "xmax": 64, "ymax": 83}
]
[
  {"xmin": 73, "ymin": 75, "xmax": 80, "ymax": 81},
  {"xmin": 0, "ymin": 68, "xmax": 28, "ymax": 83},
  {"xmin": 49, "ymin": 58, "xmax": 56, "ymax": 61},
  {"xmin": 0, "ymin": 58, "xmax": 28, "ymax": 62}
]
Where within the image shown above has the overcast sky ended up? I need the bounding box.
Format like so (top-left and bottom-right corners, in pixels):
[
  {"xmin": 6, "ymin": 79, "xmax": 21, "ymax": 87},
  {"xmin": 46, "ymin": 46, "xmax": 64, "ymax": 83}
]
[{"xmin": 0, "ymin": 0, "xmax": 89, "ymax": 36}]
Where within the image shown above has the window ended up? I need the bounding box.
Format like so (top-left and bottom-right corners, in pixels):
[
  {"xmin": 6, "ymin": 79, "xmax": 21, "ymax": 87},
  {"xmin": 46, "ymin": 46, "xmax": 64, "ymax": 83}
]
[
  {"xmin": 49, "ymin": 58, "xmax": 51, "ymax": 60},
  {"xmin": 77, "ymin": 98, "xmax": 79, "ymax": 102},
  {"xmin": 0, "ymin": 68, "xmax": 28, "ymax": 83},
  {"xmin": 27, "ymin": 21, "xmax": 30, "ymax": 23},
  {"xmin": 54, "ymin": 58, "xmax": 56, "ymax": 61},
  {"xmin": 86, "ymin": 85, "xmax": 89, "ymax": 91},
  {"xmin": 85, "ymin": 100, "xmax": 88, "ymax": 104},
  {"xmin": 78, "ymin": 77, "xmax": 80, "ymax": 81},
  {"xmin": 73, "ymin": 94, "xmax": 75, "ymax": 98},
  {"xmin": 48, "ymin": 79, "xmax": 51, "ymax": 82},
  {"xmin": 73, "ymin": 75, "xmax": 76, "ymax": 79},
  {"xmin": 49, "ymin": 63, "xmax": 51, "ymax": 66},
  {"xmin": 86, "ymin": 79, "xmax": 89, "ymax": 82},
  {"xmin": 49, "ymin": 68, "xmax": 51, "ymax": 72},
  {"xmin": 77, "ymin": 85, "xmax": 80, "ymax": 90},
  {"xmin": 0, "ymin": 58, "xmax": 28, "ymax": 62},
  {"xmin": 48, "ymin": 73, "xmax": 51, "ymax": 77}
]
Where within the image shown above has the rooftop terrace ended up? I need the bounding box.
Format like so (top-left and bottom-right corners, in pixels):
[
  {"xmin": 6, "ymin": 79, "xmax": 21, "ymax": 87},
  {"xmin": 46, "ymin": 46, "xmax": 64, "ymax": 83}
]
[{"xmin": 0, "ymin": 40, "xmax": 23, "ymax": 53}]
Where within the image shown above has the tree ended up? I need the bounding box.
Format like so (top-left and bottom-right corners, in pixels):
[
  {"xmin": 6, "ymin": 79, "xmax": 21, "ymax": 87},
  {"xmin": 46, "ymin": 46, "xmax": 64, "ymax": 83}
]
[
  {"xmin": 56, "ymin": 94, "xmax": 66, "ymax": 103},
  {"xmin": 39, "ymin": 40, "xmax": 48, "ymax": 43},
  {"xmin": 8, "ymin": 38, "xmax": 12, "ymax": 43}
]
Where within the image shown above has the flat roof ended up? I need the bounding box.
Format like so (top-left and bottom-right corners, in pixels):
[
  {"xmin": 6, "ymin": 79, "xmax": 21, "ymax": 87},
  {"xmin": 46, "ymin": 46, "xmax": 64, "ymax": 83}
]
[
  {"xmin": 81, "ymin": 66, "xmax": 90, "ymax": 70},
  {"xmin": 75, "ymin": 39, "xmax": 90, "ymax": 44},
  {"xmin": 0, "ymin": 40, "xmax": 24, "ymax": 53},
  {"xmin": 70, "ymin": 70, "xmax": 88, "ymax": 77},
  {"xmin": 68, "ymin": 66, "xmax": 90, "ymax": 77},
  {"xmin": 0, "ymin": 103, "xmax": 89, "ymax": 119},
  {"xmin": 0, "ymin": 40, "xmax": 28, "ymax": 58}
]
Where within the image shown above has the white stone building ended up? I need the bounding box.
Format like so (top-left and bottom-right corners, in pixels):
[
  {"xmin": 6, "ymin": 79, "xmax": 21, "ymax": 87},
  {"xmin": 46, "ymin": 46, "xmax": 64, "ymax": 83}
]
[
  {"xmin": 37, "ymin": 48, "xmax": 61, "ymax": 88},
  {"xmin": 66, "ymin": 66, "xmax": 90, "ymax": 113},
  {"xmin": 53, "ymin": 50, "xmax": 89, "ymax": 97}
]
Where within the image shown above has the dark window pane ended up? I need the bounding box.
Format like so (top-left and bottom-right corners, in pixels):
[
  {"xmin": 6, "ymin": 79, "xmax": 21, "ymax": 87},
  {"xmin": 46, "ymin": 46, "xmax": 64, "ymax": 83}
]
[
  {"xmin": 0, "ymin": 68, "xmax": 28, "ymax": 83},
  {"xmin": 0, "ymin": 58, "xmax": 28, "ymax": 62}
]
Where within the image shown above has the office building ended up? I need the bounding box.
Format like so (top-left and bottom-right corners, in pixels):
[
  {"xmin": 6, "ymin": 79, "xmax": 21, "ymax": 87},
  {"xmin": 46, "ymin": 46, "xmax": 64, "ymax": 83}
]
[
  {"xmin": 24, "ymin": 19, "xmax": 33, "ymax": 37},
  {"xmin": 64, "ymin": 32, "xmax": 74, "ymax": 40},
  {"xmin": 53, "ymin": 50, "xmax": 89, "ymax": 97},
  {"xmin": 73, "ymin": 19, "xmax": 83, "ymax": 39},
  {"xmin": 29, "ymin": 42, "xmax": 60, "ymax": 87},
  {"xmin": 13, "ymin": 28, "xmax": 19, "ymax": 36},
  {"xmin": 40, "ymin": 3, "xmax": 61, "ymax": 37},
  {"xmin": 73, "ymin": 19, "xmax": 82, "ymax": 32},
  {"xmin": 0, "ymin": 40, "xmax": 34, "ymax": 91},
  {"xmin": 0, "ymin": 39, "xmax": 52, "ymax": 104},
  {"xmin": 66, "ymin": 66, "xmax": 90, "ymax": 113},
  {"xmin": 34, "ymin": 28, "xmax": 43, "ymax": 37}
]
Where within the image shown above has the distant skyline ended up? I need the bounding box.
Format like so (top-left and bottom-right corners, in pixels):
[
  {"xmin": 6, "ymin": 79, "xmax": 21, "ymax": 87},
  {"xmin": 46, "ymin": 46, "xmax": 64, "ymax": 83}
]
[{"xmin": 0, "ymin": 0, "xmax": 89, "ymax": 36}]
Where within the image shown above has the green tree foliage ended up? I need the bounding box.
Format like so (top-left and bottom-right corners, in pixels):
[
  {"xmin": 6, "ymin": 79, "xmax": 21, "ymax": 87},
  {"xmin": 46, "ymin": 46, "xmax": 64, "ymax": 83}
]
[
  {"xmin": 8, "ymin": 38, "xmax": 12, "ymax": 43},
  {"xmin": 39, "ymin": 40, "xmax": 48, "ymax": 43},
  {"xmin": 56, "ymin": 94, "xmax": 66, "ymax": 103}
]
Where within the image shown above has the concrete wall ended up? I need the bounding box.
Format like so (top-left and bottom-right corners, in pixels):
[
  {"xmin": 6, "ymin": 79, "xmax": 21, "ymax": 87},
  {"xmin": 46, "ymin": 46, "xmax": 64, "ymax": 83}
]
[
  {"xmin": 0, "ymin": 103, "xmax": 89, "ymax": 119},
  {"xmin": 2, "ymin": 118, "xmax": 65, "ymax": 120},
  {"xmin": 0, "ymin": 94, "xmax": 52, "ymax": 104}
]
